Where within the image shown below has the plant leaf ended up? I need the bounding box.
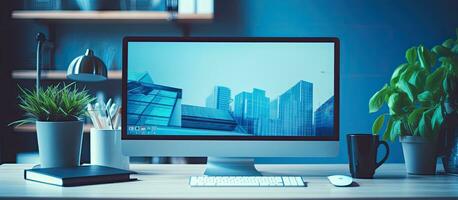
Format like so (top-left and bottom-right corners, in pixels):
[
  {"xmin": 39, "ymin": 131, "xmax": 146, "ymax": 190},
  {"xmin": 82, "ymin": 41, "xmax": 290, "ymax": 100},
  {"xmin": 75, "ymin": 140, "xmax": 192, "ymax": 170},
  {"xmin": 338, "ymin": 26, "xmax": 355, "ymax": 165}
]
[
  {"xmin": 443, "ymin": 73, "xmax": 457, "ymax": 98},
  {"xmin": 369, "ymin": 84, "xmax": 388, "ymax": 113},
  {"xmin": 425, "ymin": 66, "xmax": 446, "ymax": 91},
  {"xmin": 418, "ymin": 108, "xmax": 434, "ymax": 139},
  {"xmin": 372, "ymin": 114, "xmax": 385, "ymax": 135},
  {"xmin": 408, "ymin": 107, "xmax": 426, "ymax": 133},
  {"xmin": 388, "ymin": 93, "xmax": 401, "ymax": 115},
  {"xmin": 432, "ymin": 45, "xmax": 453, "ymax": 57},
  {"xmin": 390, "ymin": 120, "xmax": 402, "ymax": 141},
  {"xmin": 390, "ymin": 64, "xmax": 408, "ymax": 86},
  {"xmin": 383, "ymin": 117, "xmax": 394, "ymax": 141},
  {"xmin": 399, "ymin": 67, "xmax": 415, "ymax": 83},
  {"xmin": 442, "ymin": 39, "xmax": 455, "ymax": 49},
  {"xmin": 405, "ymin": 47, "xmax": 417, "ymax": 64},
  {"xmin": 431, "ymin": 105, "xmax": 444, "ymax": 132},
  {"xmin": 408, "ymin": 69, "xmax": 427, "ymax": 92},
  {"xmin": 452, "ymin": 44, "xmax": 458, "ymax": 54},
  {"xmin": 417, "ymin": 91, "xmax": 433, "ymax": 103},
  {"xmin": 417, "ymin": 45, "xmax": 435, "ymax": 70},
  {"xmin": 396, "ymin": 79, "xmax": 415, "ymax": 103}
]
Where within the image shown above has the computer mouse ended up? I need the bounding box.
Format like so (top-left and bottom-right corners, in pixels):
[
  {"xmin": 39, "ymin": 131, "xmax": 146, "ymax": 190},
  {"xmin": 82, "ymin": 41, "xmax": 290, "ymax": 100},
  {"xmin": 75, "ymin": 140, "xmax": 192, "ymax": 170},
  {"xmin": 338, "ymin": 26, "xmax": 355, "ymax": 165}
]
[{"xmin": 327, "ymin": 175, "xmax": 353, "ymax": 187}]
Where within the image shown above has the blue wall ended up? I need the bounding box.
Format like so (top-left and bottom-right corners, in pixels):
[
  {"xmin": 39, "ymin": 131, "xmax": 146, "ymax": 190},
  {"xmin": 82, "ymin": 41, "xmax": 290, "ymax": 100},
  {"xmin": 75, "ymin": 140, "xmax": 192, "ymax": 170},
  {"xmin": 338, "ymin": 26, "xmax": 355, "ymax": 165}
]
[{"xmin": 12, "ymin": 0, "xmax": 458, "ymax": 164}]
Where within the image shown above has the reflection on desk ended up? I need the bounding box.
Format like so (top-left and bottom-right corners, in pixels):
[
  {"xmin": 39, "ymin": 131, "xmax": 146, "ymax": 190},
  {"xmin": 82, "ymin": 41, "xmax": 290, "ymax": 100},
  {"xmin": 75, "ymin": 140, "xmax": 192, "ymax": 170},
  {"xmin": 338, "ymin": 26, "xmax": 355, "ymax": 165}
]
[{"xmin": 0, "ymin": 164, "xmax": 457, "ymax": 199}]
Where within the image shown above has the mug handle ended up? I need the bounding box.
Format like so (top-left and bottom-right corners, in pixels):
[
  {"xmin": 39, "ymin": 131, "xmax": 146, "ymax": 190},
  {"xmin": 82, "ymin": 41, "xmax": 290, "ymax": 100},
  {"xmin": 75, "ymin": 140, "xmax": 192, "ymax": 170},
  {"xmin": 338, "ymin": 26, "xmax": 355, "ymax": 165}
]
[{"xmin": 375, "ymin": 141, "xmax": 390, "ymax": 169}]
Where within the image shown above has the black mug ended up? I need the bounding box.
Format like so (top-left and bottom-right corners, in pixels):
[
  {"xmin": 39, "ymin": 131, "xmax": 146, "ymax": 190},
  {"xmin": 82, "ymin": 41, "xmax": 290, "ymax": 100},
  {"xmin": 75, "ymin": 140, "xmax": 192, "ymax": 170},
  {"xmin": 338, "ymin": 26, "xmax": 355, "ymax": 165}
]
[{"xmin": 347, "ymin": 134, "xmax": 389, "ymax": 178}]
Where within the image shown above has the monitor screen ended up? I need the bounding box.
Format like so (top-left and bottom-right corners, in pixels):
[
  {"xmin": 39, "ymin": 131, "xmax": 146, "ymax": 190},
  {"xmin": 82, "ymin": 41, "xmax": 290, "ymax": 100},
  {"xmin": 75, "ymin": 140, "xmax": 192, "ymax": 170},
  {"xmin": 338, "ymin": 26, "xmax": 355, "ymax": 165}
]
[{"xmin": 123, "ymin": 38, "xmax": 338, "ymax": 140}]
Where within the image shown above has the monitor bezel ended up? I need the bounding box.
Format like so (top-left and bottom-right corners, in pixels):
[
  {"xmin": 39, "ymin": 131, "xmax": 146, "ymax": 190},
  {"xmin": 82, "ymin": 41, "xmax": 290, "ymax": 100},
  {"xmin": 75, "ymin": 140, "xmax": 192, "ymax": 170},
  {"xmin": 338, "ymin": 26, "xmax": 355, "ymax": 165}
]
[{"xmin": 122, "ymin": 37, "xmax": 340, "ymax": 141}]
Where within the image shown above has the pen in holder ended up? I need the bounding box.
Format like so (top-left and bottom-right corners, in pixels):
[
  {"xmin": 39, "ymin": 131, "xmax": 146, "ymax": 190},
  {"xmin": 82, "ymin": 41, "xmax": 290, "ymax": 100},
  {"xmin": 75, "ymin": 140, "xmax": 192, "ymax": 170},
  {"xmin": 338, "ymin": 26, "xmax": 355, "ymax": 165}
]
[{"xmin": 87, "ymin": 98, "xmax": 121, "ymax": 130}]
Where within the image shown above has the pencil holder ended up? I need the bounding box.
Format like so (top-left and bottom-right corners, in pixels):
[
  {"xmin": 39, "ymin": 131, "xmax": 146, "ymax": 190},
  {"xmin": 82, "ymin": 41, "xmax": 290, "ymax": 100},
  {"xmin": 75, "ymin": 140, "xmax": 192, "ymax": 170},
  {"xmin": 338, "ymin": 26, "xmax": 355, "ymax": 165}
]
[{"xmin": 90, "ymin": 128, "xmax": 129, "ymax": 170}]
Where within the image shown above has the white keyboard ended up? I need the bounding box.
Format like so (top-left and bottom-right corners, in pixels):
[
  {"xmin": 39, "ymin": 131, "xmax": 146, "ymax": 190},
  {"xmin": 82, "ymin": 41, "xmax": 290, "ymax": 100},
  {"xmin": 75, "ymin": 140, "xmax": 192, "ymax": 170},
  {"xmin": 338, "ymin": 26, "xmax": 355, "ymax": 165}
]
[{"xmin": 189, "ymin": 176, "xmax": 305, "ymax": 187}]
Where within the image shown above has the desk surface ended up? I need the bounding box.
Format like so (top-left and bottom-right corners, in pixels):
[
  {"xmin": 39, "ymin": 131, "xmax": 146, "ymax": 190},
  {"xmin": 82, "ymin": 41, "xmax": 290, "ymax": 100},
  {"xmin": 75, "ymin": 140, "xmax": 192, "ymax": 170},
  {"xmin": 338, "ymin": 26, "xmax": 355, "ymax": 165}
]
[{"xmin": 0, "ymin": 163, "xmax": 457, "ymax": 199}]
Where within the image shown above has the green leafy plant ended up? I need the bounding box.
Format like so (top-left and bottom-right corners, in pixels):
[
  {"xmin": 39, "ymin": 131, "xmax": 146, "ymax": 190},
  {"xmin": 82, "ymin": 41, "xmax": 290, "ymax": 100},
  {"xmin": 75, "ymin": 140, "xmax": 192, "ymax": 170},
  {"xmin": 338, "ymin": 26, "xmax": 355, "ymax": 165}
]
[
  {"xmin": 370, "ymin": 28, "xmax": 458, "ymax": 141},
  {"xmin": 10, "ymin": 83, "xmax": 95, "ymax": 126}
]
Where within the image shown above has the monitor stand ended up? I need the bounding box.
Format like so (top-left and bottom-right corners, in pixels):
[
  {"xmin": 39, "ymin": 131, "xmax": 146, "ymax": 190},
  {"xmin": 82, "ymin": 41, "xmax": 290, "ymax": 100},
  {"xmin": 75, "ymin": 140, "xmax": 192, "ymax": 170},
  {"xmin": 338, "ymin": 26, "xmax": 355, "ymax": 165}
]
[{"xmin": 204, "ymin": 157, "xmax": 262, "ymax": 176}]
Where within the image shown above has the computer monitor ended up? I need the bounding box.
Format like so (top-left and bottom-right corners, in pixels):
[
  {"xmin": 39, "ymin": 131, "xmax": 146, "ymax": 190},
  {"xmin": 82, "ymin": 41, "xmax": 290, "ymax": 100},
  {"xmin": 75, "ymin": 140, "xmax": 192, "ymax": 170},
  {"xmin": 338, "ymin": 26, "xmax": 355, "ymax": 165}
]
[{"xmin": 122, "ymin": 37, "xmax": 340, "ymax": 176}]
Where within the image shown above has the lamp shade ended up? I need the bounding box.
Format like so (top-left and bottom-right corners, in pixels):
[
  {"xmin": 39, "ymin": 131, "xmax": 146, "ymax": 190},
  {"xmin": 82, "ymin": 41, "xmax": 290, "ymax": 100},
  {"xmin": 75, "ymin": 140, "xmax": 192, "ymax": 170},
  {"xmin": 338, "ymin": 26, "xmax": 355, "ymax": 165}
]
[{"xmin": 67, "ymin": 49, "xmax": 107, "ymax": 82}]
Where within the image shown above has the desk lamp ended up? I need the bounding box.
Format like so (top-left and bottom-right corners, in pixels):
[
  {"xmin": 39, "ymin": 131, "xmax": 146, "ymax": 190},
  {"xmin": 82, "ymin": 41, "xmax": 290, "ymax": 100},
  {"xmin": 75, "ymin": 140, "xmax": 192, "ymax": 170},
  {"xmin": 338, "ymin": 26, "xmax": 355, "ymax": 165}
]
[{"xmin": 66, "ymin": 49, "xmax": 107, "ymax": 82}]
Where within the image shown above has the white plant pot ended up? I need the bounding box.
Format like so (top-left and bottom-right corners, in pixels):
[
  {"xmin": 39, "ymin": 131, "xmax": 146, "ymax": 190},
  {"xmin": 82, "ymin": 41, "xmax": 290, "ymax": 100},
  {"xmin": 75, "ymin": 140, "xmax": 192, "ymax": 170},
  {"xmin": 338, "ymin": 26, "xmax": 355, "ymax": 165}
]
[
  {"xmin": 90, "ymin": 128, "xmax": 129, "ymax": 170},
  {"xmin": 400, "ymin": 136, "xmax": 437, "ymax": 175},
  {"xmin": 36, "ymin": 120, "xmax": 84, "ymax": 168}
]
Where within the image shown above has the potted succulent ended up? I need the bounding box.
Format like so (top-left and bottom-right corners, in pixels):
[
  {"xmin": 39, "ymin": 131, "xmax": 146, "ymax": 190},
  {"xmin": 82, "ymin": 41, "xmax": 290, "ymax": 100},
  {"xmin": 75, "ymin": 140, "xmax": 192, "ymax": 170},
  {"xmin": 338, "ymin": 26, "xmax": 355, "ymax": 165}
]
[
  {"xmin": 369, "ymin": 29, "xmax": 458, "ymax": 175},
  {"xmin": 11, "ymin": 83, "xmax": 94, "ymax": 168}
]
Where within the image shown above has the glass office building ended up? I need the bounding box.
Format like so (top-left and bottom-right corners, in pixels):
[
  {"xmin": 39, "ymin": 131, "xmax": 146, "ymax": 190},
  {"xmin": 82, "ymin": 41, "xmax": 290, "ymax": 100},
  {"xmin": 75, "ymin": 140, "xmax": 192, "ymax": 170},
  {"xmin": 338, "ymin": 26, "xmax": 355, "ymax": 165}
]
[
  {"xmin": 278, "ymin": 81, "xmax": 313, "ymax": 136},
  {"xmin": 181, "ymin": 104, "xmax": 238, "ymax": 131},
  {"xmin": 127, "ymin": 81, "xmax": 182, "ymax": 134},
  {"xmin": 314, "ymin": 96, "xmax": 334, "ymax": 136},
  {"xmin": 269, "ymin": 98, "xmax": 279, "ymax": 120},
  {"xmin": 234, "ymin": 89, "xmax": 270, "ymax": 135},
  {"xmin": 231, "ymin": 82, "xmax": 314, "ymax": 136},
  {"xmin": 265, "ymin": 98, "xmax": 281, "ymax": 136},
  {"xmin": 205, "ymin": 86, "xmax": 231, "ymax": 111}
]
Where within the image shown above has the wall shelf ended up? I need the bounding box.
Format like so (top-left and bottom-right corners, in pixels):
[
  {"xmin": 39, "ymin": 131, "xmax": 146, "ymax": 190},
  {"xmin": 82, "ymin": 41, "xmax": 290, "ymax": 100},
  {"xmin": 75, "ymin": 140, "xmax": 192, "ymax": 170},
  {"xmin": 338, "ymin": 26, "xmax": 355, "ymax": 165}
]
[
  {"xmin": 12, "ymin": 70, "xmax": 122, "ymax": 80},
  {"xmin": 14, "ymin": 124, "xmax": 93, "ymax": 133},
  {"xmin": 11, "ymin": 10, "xmax": 213, "ymax": 23}
]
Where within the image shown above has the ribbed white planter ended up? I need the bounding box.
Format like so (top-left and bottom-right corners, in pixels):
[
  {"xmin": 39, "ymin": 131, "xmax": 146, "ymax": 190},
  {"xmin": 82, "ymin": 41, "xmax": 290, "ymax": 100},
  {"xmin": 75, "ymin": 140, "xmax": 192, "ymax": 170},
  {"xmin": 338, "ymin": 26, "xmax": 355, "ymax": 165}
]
[
  {"xmin": 400, "ymin": 136, "xmax": 437, "ymax": 175},
  {"xmin": 36, "ymin": 120, "xmax": 84, "ymax": 168}
]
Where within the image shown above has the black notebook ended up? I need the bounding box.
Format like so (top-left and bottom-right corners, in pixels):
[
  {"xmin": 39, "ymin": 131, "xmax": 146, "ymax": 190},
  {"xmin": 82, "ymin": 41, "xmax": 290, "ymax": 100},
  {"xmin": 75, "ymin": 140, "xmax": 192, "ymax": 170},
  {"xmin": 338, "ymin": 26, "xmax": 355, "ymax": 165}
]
[{"xmin": 24, "ymin": 165, "xmax": 136, "ymax": 187}]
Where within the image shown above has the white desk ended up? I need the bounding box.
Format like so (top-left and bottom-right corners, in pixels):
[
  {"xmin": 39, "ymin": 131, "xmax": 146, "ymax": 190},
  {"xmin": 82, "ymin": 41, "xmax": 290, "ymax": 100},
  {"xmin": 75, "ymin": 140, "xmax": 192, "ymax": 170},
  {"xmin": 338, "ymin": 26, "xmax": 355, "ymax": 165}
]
[{"xmin": 0, "ymin": 163, "xmax": 457, "ymax": 199}]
